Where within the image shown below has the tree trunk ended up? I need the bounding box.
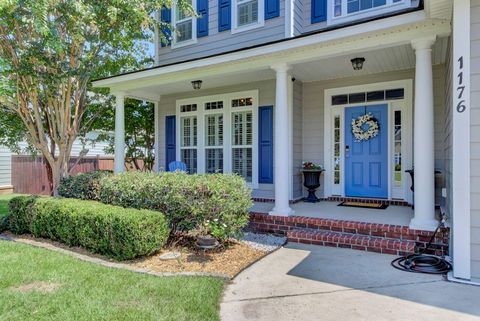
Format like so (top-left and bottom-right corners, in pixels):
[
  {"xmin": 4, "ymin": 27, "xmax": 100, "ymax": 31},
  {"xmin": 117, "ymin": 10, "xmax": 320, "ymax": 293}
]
[{"xmin": 44, "ymin": 158, "xmax": 54, "ymax": 196}]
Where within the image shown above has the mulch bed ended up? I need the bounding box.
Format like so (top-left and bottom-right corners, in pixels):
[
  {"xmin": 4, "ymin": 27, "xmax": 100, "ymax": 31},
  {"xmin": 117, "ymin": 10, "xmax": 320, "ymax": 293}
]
[{"xmin": 130, "ymin": 241, "xmax": 266, "ymax": 278}]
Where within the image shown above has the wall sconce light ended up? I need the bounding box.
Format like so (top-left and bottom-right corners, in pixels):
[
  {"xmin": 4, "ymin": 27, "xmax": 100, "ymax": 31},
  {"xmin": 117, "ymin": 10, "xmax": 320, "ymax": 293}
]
[
  {"xmin": 351, "ymin": 57, "xmax": 365, "ymax": 71},
  {"xmin": 191, "ymin": 80, "xmax": 203, "ymax": 90}
]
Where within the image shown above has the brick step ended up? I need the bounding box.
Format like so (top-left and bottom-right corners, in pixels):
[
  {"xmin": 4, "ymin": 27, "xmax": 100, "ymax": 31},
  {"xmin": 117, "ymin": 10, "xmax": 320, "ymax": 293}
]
[
  {"xmin": 287, "ymin": 228, "xmax": 416, "ymax": 256},
  {"xmin": 250, "ymin": 212, "xmax": 449, "ymax": 256}
]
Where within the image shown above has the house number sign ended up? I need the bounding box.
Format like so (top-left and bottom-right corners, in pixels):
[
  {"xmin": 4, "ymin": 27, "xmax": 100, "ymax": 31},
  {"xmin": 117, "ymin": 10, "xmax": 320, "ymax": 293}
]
[{"xmin": 456, "ymin": 56, "xmax": 468, "ymax": 114}]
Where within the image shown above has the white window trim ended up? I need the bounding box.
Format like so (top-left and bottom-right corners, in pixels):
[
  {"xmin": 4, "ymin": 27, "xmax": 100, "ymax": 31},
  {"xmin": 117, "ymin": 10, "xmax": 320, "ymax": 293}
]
[
  {"xmin": 323, "ymin": 80, "xmax": 413, "ymax": 202},
  {"xmin": 176, "ymin": 90, "xmax": 259, "ymax": 189},
  {"xmin": 231, "ymin": 0, "xmax": 265, "ymax": 34},
  {"xmin": 171, "ymin": 1, "xmax": 197, "ymax": 49},
  {"xmin": 327, "ymin": 0, "xmax": 411, "ymax": 26}
]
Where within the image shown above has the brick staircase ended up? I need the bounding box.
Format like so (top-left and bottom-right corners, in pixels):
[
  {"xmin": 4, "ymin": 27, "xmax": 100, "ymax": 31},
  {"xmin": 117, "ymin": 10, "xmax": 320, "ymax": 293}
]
[{"xmin": 249, "ymin": 212, "xmax": 449, "ymax": 256}]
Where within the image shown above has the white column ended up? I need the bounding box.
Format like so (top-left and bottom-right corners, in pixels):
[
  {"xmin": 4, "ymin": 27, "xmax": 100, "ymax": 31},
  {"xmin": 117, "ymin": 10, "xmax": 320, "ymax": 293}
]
[
  {"xmin": 153, "ymin": 99, "xmax": 162, "ymax": 172},
  {"xmin": 410, "ymin": 37, "xmax": 437, "ymax": 231},
  {"xmin": 114, "ymin": 92, "xmax": 125, "ymax": 174},
  {"xmin": 270, "ymin": 63, "xmax": 294, "ymax": 216}
]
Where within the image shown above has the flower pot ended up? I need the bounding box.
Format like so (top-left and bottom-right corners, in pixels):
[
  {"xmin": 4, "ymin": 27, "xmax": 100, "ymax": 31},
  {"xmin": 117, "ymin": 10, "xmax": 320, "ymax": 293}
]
[
  {"xmin": 302, "ymin": 170, "xmax": 324, "ymax": 203},
  {"xmin": 196, "ymin": 235, "xmax": 219, "ymax": 250}
]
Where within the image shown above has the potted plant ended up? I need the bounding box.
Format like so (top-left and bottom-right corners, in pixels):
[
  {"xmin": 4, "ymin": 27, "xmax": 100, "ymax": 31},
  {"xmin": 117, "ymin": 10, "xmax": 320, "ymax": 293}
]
[
  {"xmin": 192, "ymin": 220, "xmax": 220, "ymax": 250},
  {"xmin": 302, "ymin": 162, "xmax": 324, "ymax": 203}
]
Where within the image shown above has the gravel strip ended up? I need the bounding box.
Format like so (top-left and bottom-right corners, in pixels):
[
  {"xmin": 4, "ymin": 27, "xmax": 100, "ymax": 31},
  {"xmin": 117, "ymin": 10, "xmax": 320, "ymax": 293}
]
[{"xmin": 240, "ymin": 232, "xmax": 287, "ymax": 252}]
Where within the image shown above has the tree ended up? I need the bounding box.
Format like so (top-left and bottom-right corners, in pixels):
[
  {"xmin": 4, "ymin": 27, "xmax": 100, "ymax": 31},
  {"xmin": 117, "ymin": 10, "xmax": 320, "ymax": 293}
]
[
  {"xmin": 91, "ymin": 98, "xmax": 156, "ymax": 172},
  {"xmin": 0, "ymin": 0, "xmax": 191, "ymax": 195}
]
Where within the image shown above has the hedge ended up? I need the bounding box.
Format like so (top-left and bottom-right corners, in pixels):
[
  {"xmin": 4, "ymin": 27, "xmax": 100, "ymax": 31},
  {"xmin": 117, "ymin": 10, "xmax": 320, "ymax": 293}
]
[
  {"xmin": 8, "ymin": 196, "xmax": 169, "ymax": 260},
  {"xmin": 58, "ymin": 170, "xmax": 112, "ymax": 200},
  {"xmin": 58, "ymin": 171, "xmax": 252, "ymax": 240}
]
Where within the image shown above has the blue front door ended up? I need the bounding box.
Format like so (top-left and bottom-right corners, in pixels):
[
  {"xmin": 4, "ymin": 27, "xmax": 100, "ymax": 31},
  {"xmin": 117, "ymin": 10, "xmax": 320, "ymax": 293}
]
[{"xmin": 345, "ymin": 105, "xmax": 388, "ymax": 198}]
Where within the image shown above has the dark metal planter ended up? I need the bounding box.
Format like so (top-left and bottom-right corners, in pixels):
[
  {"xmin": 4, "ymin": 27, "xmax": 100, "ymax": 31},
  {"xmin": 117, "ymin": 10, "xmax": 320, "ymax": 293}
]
[{"xmin": 302, "ymin": 170, "xmax": 324, "ymax": 203}]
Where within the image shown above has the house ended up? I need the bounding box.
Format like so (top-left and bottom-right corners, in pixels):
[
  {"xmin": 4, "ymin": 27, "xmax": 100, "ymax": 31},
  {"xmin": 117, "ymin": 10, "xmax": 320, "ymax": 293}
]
[
  {"xmin": 92, "ymin": 0, "xmax": 480, "ymax": 284},
  {"xmin": 0, "ymin": 132, "xmax": 111, "ymax": 194}
]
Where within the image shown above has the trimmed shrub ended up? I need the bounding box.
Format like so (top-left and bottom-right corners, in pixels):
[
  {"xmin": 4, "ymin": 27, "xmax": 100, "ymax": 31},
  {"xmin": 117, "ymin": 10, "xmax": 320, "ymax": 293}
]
[
  {"xmin": 58, "ymin": 170, "xmax": 112, "ymax": 200},
  {"xmin": 8, "ymin": 196, "xmax": 169, "ymax": 260},
  {"xmin": 98, "ymin": 172, "xmax": 252, "ymax": 240}
]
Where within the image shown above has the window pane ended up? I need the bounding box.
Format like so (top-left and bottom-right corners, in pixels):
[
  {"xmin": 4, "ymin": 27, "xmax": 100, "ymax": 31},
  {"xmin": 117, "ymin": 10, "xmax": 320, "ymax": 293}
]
[
  {"xmin": 232, "ymin": 148, "xmax": 252, "ymax": 182},
  {"xmin": 181, "ymin": 116, "xmax": 198, "ymax": 147},
  {"xmin": 205, "ymin": 114, "xmax": 223, "ymax": 147},
  {"xmin": 176, "ymin": 20, "xmax": 192, "ymax": 42},
  {"xmin": 386, "ymin": 88, "xmax": 405, "ymax": 100},
  {"xmin": 349, "ymin": 92, "xmax": 366, "ymax": 103},
  {"xmin": 232, "ymin": 112, "xmax": 252, "ymax": 146},
  {"xmin": 181, "ymin": 149, "xmax": 197, "ymax": 174},
  {"xmin": 367, "ymin": 91, "xmax": 385, "ymax": 101},
  {"xmin": 347, "ymin": 0, "xmax": 360, "ymax": 13},
  {"xmin": 238, "ymin": 0, "xmax": 258, "ymax": 26},
  {"xmin": 206, "ymin": 149, "xmax": 223, "ymax": 173},
  {"xmin": 332, "ymin": 95, "xmax": 348, "ymax": 105}
]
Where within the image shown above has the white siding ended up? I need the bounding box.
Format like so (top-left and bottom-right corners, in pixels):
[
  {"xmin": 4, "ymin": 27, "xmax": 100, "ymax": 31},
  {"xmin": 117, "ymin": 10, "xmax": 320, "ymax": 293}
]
[
  {"xmin": 470, "ymin": 0, "xmax": 480, "ymax": 281},
  {"xmin": 157, "ymin": 79, "xmax": 277, "ymax": 198},
  {"xmin": 0, "ymin": 146, "xmax": 12, "ymax": 189},
  {"xmin": 157, "ymin": 0, "xmax": 286, "ymax": 65},
  {"xmin": 302, "ymin": 67, "xmax": 446, "ymax": 200}
]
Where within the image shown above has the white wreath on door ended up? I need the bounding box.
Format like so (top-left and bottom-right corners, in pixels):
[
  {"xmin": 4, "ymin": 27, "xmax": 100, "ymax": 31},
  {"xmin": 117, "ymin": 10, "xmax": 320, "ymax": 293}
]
[{"xmin": 351, "ymin": 113, "xmax": 379, "ymax": 142}]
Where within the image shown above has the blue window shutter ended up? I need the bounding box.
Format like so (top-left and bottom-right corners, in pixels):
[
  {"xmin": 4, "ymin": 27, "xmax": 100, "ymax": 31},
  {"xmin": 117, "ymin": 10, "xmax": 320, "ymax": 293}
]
[
  {"xmin": 258, "ymin": 106, "xmax": 274, "ymax": 184},
  {"xmin": 197, "ymin": 0, "xmax": 209, "ymax": 37},
  {"xmin": 218, "ymin": 0, "xmax": 231, "ymax": 31},
  {"xmin": 311, "ymin": 0, "xmax": 327, "ymax": 24},
  {"xmin": 265, "ymin": 0, "xmax": 280, "ymax": 20},
  {"xmin": 160, "ymin": 7, "xmax": 172, "ymax": 47},
  {"xmin": 165, "ymin": 115, "xmax": 176, "ymax": 170}
]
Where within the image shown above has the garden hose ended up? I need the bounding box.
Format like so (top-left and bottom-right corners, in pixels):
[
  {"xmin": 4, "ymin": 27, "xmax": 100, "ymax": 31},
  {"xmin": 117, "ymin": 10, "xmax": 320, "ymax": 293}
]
[{"xmin": 391, "ymin": 215, "xmax": 452, "ymax": 274}]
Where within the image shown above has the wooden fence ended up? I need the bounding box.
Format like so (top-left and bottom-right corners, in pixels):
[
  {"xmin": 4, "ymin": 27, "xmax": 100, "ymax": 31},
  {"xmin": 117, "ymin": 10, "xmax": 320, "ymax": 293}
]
[{"xmin": 12, "ymin": 155, "xmax": 115, "ymax": 195}]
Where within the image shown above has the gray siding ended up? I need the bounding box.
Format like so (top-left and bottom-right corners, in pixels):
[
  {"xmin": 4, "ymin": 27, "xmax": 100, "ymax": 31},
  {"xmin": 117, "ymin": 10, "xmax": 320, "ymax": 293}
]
[
  {"xmin": 157, "ymin": 79, "xmax": 277, "ymax": 198},
  {"xmin": 302, "ymin": 67, "xmax": 446, "ymax": 200},
  {"xmin": 292, "ymin": 0, "xmax": 303, "ymax": 36},
  {"xmin": 470, "ymin": 0, "xmax": 480, "ymax": 281},
  {"xmin": 300, "ymin": 0, "xmax": 421, "ymax": 35},
  {"xmin": 157, "ymin": 0, "xmax": 286, "ymax": 65},
  {"xmin": 443, "ymin": 37, "xmax": 453, "ymax": 226},
  {"xmin": 293, "ymin": 80, "xmax": 303, "ymax": 199}
]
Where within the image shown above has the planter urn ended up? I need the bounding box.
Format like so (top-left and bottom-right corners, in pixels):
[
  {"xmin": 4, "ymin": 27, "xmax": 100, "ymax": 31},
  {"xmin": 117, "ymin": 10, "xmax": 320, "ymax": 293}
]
[
  {"xmin": 196, "ymin": 235, "xmax": 219, "ymax": 250},
  {"xmin": 302, "ymin": 169, "xmax": 324, "ymax": 203}
]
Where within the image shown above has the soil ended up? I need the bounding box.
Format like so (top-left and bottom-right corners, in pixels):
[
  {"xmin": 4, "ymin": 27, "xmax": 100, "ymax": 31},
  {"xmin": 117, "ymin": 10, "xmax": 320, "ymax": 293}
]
[{"xmin": 10, "ymin": 281, "xmax": 62, "ymax": 294}]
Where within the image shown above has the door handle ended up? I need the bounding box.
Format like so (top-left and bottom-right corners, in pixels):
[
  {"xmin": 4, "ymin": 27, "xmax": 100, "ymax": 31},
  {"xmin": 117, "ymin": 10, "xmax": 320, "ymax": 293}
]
[{"xmin": 345, "ymin": 145, "xmax": 350, "ymax": 157}]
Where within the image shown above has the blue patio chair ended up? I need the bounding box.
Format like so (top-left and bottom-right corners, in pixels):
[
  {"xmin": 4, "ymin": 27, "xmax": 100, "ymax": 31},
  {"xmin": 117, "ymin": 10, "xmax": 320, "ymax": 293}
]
[{"xmin": 168, "ymin": 161, "xmax": 188, "ymax": 172}]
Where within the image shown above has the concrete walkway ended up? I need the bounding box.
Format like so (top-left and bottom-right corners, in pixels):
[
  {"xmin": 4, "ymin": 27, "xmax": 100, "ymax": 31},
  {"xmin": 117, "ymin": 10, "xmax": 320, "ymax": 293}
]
[{"xmin": 221, "ymin": 244, "xmax": 480, "ymax": 321}]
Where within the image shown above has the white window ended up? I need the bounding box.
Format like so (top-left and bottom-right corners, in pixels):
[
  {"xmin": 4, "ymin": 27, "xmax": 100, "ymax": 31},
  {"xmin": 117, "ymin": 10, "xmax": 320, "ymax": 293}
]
[
  {"xmin": 329, "ymin": 0, "xmax": 409, "ymax": 25},
  {"xmin": 172, "ymin": 0, "xmax": 197, "ymax": 47},
  {"xmin": 232, "ymin": 0, "xmax": 264, "ymax": 33},
  {"xmin": 180, "ymin": 116, "xmax": 198, "ymax": 173},
  {"xmin": 232, "ymin": 111, "xmax": 253, "ymax": 182},
  {"xmin": 205, "ymin": 114, "xmax": 224, "ymax": 173},
  {"xmin": 176, "ymin": 91, "xmax": 259, "ymax": 188}
]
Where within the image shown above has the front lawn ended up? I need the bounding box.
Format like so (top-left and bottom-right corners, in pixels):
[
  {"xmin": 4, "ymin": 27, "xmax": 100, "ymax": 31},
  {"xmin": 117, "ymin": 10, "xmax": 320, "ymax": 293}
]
[
  {"xmin": 0, "ymin": 194, "xmax": 19, "ymax": 218},
  {"xmin": 0, "ymin": 240, "xmax": 224, "ymax": 321}
]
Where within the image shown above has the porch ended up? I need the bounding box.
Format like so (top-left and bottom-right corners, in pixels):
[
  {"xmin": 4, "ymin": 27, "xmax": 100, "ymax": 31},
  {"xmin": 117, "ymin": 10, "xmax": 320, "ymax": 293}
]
[
  {"xmin": 249, "ymin": 200, "xmax": 449, "ymax": 256},
  {"xmin": 251, "ymin": 201, "xmax": 413, "ymax": 226}
]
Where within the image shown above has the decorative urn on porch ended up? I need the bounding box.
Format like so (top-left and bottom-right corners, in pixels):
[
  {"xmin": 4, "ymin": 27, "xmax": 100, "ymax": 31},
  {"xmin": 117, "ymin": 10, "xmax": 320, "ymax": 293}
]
[{"xmin": 302, "ymin": 162, "xmax": 324, "ymax": 203}]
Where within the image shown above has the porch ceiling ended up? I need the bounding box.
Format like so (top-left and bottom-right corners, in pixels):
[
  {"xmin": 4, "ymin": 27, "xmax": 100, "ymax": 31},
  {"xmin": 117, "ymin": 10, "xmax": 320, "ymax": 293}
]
[
  {"xmin": 122, "ymin": 36, "xmax": 449, "ymax": 100},
  {"xmin": 293, "ymin": 36, "xmax": 449, "ymax": 82}
]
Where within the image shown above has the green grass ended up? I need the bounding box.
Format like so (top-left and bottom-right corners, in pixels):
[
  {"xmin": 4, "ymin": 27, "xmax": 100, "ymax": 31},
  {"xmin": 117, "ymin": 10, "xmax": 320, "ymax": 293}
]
[
  {"xmin": 0, "ymin": 240, "xmax": 224, "ymax": 321},
  {"xmin": 0, "ymin": 194, "xmax": 20, "ymax": 218}
]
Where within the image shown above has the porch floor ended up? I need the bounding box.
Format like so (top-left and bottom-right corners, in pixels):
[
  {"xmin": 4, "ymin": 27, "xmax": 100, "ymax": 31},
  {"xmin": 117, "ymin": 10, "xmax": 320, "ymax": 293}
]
[{"xmin": 250, "ymin": 201, "xmax": 414, "ymax": 226}]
